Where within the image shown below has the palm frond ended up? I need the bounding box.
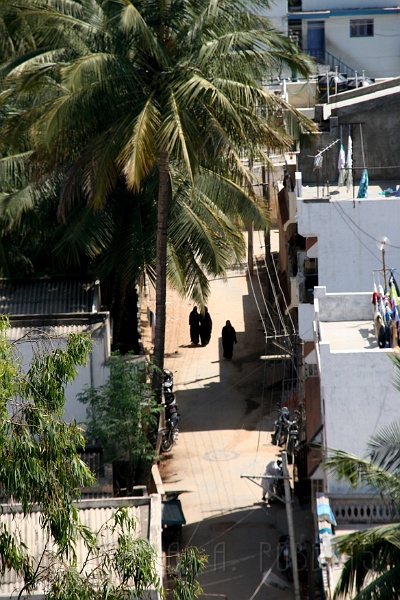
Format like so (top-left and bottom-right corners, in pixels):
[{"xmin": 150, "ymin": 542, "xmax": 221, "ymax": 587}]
[
  {"xmin": 120, "ymin": 96, "xmax": 159, "ymax": 191},
  {"xmin": 325, "ymin": 448, "xmax": 400, "ymax": 496},
  {"xmin": 332, "ymin": 524, "xmax": 400, "ymax": 599},
  {"xmin": 367, "ymin": 419, "xmax": 400, "ymax": 472}
]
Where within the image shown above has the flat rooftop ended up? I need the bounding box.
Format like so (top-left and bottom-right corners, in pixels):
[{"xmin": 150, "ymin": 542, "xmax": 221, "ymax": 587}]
[
  {"xmin": 319, "ymin": 320, "xmax": 381, "ymax": 352},
  {"xmin": 300, "ymin": 180, "xmax": 400, "ymax": 202}
]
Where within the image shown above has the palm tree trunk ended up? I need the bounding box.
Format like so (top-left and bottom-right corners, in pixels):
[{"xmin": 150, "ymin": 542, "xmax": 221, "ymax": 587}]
[
  {"xmin": 152, "ymin": 151, "xmax": 169, "ymax": 402},
  {"xmin": 111, "ymin": 275, "xmax": 128, "ymax": 351}
]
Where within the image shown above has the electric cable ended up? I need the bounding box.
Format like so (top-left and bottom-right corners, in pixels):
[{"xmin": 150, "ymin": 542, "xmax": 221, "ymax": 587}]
[
  {"xmin": 331, "ymin": 200, "xmax": 385, "ymax": 262},
  {"xmin": 263, "ymin": 255, "xmax": 290, "ymax": 339},
  {"xmin": 246, "ymin": 263, "xmax": 271, "ymax": 338},
  {"xmin": 269, "ymin": 249, "xmax": 297, "ymax": 334},
  {"xmin": 251, "ymin": 255, "xmax": 277, "ymax": 337}
]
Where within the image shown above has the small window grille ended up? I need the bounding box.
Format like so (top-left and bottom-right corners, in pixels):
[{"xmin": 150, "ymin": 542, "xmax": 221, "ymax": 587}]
[{"xmin": 350, "ymin": 19, "xmax": 374, "ymax": 38}]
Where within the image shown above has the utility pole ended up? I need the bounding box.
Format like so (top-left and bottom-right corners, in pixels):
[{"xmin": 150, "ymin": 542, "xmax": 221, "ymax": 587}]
[
  {"xmin": 282, "ymin": 451, "xmax": 301, "ymax": 600},
  {"xmin": 241, "ymin": 451, "xmax": 301, "ymax": 600}
]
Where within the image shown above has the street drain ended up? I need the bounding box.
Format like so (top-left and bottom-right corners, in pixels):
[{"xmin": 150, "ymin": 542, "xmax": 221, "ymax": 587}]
[{"xmin": 203, "ymin": 450, "xmax": 239, "ymax": 461}]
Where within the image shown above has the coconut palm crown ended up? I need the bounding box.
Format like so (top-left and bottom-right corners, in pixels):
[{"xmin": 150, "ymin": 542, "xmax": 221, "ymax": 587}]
[{"xmin": 0, "ymin": 0, "xmax": 317, "ymax": 392}]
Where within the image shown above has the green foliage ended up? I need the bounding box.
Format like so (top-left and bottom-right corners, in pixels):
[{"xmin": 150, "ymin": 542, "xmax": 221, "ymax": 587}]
[
  {"xmin": 325, "ymin": 419, "xmax": 400, "ymax": 599},
  {"xmin": 79, "ymin": 354, "xmax": 161, "ymax": 466},
  {"xmin": 44, "ymin": 510, "xmax": 207, "ymax": 599},
  {"xmin": 46, "ymin": 508, "xmax": 163, "ymax": 599},
  {"xmin": 0, "ymin": 0, "xmax": 317, "ymax": 299},
  {"xmin": 172, "ymin": 547, "xmax": 208, "ymax": 600},
  {"xmin": 0, "ymin": 315, "xmax": 95, "ymax": 579},
  {"xmin": 0, "ymin": 318, "xmax": 205, "ymax": 599}
]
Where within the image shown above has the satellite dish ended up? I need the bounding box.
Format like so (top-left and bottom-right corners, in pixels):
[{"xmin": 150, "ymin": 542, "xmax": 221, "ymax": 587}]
[{"xmin": 376, "ymin": 236, "xmax": 391, "ymax": 252}]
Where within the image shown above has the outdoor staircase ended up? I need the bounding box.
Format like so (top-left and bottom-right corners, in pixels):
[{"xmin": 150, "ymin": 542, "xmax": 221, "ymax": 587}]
[{"xmin": 312, "ymin": 50, "xmax": 371, "ymax": 82}]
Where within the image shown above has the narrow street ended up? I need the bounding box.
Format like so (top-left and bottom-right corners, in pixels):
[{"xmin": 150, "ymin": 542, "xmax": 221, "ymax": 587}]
[{"xmin": 155, "ymin": 249, "xmax": 314, "ymax": 599}]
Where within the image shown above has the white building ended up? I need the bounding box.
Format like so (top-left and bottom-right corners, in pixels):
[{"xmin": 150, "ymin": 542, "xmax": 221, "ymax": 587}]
[
  {"xmin": 296, "ymin": 183, "xmax": 400, "ymax": 344},
  {"xmin": 0, "ymin": 278, "xmax": 111, "ymax": 424},
  {"xmin": 289, "ymin": 1, "xmax": 400, "ymax": 78},
  {"xmin": 292, "ymin": 182, "xmax": 400, "ymax": 523},
  {"xmin": 313, "ymin": 287, "xmax": 399, "ymax": 491}
]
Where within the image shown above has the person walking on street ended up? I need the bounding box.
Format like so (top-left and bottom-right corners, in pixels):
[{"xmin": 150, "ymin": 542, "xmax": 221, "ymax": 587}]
[
  {"xmin": 261, "ymin": 458, "xmax": 283, "ymax": 502},
  {"xmin": 189, "ymin": 306, "xmax": 201, "ymax": 345},
  {"xmin": 200, "ymin": 307, "xmax": 212, "ymax": 346},
  {"xmin": 221, "ymin": 320, "xmax": 237, "ymax": 359}
]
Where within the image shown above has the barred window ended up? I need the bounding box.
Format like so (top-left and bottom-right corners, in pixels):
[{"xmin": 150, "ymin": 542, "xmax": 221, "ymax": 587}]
[{"xmin": 350, "ymin": 19, "xmax": 374, "ymax": 37}]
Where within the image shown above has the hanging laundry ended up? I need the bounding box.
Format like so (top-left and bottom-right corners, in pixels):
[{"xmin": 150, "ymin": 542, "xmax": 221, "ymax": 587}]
[
  {"xmin": 313, "ymin": 154, "xmax": 323, "ymax": 170},
  {"xmin": 357, "ymin": 168, "xmax": 368, "ymax": 198},
  {"xmin": 337, "ymin": 144, "xmax": 345, "ymax": 186},
  {"xmin": 389, "ymin": 268, "xmax": 400, "ymax": 296},
  {"xmin": 343, "ymin": 133, "xmax": 352, "ymax": 191}
]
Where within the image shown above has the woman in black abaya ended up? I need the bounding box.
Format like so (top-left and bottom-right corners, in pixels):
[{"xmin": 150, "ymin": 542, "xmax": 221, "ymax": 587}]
[{"xmin": 221, "ymin": 320, "xmax": 237, "ymax": 359}]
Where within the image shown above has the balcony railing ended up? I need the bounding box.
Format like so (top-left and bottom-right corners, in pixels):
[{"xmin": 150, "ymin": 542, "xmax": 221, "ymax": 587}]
[{"xmin": 330, "ymin": 495, "xmax": 399, "ymax": 524}]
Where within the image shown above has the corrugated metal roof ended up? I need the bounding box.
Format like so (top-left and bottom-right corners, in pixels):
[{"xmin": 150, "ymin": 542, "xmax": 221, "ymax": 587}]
[
  {"xmin": 0, "ymin": 496, "xmax": 161, "ymax": 598},
  {"xmin": 6, "ymin": 321, "xmax": 106, "ymax": 342},
  {"xmin": 0, "ymin": 279, "xmax": 98, "ymax": 316}
]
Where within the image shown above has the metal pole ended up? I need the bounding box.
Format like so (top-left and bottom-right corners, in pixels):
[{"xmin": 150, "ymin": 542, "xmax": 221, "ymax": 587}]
[
  {"xmin": 326, "ymin": 68, "xmax": 330, "ymax": 103},
  {"xmin": 281, "ymin": 451, "xmax": 301, "ymax": 600},
  {"xmin": 248, "ymin": 158, "xmax": 254, "ymax": 275},
  {"xmin": 382, "ymin": 246, "xmax": 387, "ymax": 292}
]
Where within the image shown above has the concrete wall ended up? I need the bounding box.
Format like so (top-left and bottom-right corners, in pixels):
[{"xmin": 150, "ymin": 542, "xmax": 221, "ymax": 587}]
[
  {"xmin": 323, "ymin": 14, "xmax": 400, "ymax": 78},
  {"xmin": 297, "ymin": 197, "xmax": 400, "ymax": 294},
  {"xmin": 285, "ymin": 81, "xmax": 318, "ymax": 109},
  {"xmin": 318, "ymin": 340, "xmax": 397, "ymax": 494},
  {"xmin": 258, "ymin": 0, "xmax": 288, "ymax": 34},
  {"xmin": 10, "ymin": 320, "xmax": 111, "ymax": 424},
  {"xmin": 65, "ymin": 326, "xmax": 111, "ymax": 423},
  {"xmin": 314, "ymin": 288, "xmax": 372, "ymax": 321},
  {"xmin": 298, "ymin": 83, "xmax": 400, "ymax": 183}
]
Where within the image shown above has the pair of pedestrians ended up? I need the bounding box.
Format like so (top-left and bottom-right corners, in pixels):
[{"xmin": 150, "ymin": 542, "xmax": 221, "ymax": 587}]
[
  {"xmin": 189, "ymin": 306, "xmax": 213, "ymax": 346},
  {"xmin": 189, "ymin": 307, "xmax": 237, "ymax": 358}
]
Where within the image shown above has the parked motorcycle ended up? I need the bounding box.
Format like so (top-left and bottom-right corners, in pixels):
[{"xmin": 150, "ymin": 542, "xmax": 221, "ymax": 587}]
[
  {"xmin": 163, "ymin": 369, "xmax": 174, "ymax": 394},
  {"xmin": 271, "ymin": 405, "xmax": 290, "ymax": 447},
  {"xmin": 161, "ymin": 396, "xmax": 180, "ymax": 453},
  {"xmin": 286, "ymin": 418, "xmax": 299, "ymax": 465},
  {"xmin": 278, "ymin": 534, "xmax": 293, "ymax": 581},
  {"xmin": 278, "ymin": 534, "xmax": 308, "ymax": 584}
]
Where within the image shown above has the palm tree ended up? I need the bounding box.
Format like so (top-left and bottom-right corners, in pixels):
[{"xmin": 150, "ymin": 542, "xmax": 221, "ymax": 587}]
[
  {"xmin": 0, "ymin": 0, "xmax": 317, "ymax": 395},
  {"xmin": 325, "ymin": 417, "xmax": 400, "ymax": 599}
]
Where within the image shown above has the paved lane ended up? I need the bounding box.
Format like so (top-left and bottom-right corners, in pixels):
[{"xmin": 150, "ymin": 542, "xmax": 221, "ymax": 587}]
[{"xmin": 160, "ymin": 262, "xmax": 305, "ymax": 600}]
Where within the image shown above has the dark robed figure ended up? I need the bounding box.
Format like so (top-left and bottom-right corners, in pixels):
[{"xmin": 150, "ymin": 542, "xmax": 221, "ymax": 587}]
[
  {"xmin": 200, "ymin": 308, "xmax": 212, "ymax": 346},
  {"xmin": 222, "ymin": 320, "xmax": 237, "ymax": 359},
  {"xmin": 189, "ymin": 306, "xmax": 201, "ymax": 345}
]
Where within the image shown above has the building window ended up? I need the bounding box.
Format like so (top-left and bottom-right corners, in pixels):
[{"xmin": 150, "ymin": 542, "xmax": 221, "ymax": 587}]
[{"xmin": 350, "ymin": 19, "xmax": 374, "ymax": 38}]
